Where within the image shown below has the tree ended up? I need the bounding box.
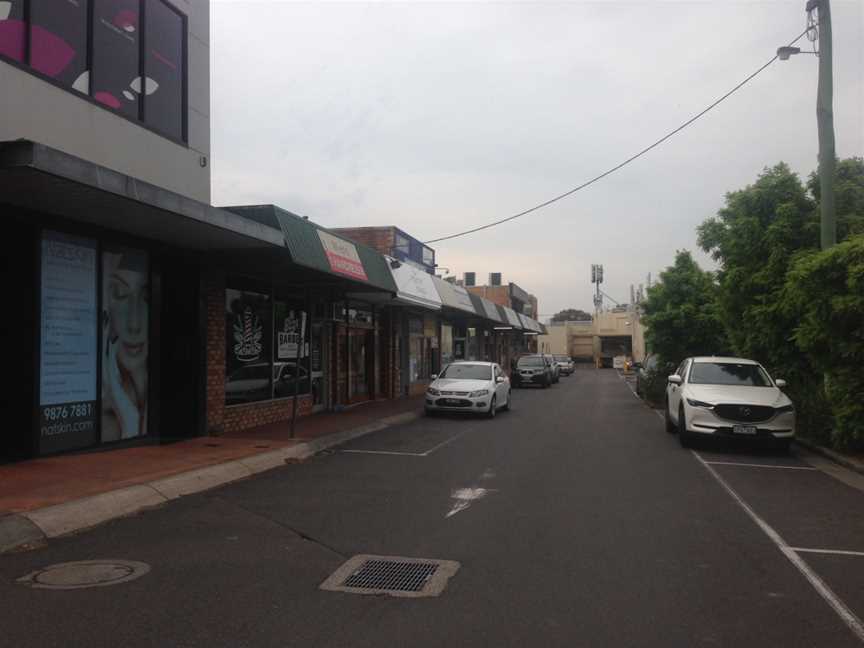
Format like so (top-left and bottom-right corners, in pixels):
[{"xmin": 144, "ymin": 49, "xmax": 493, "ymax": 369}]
[
  {"xmin": 784, "ymin": 236, "xmax": 864, "ymax": 450},
  {"xmin": 808, "ymin": 156, "xmax": 864, "ymax": 241},
  {"xmin": 642, "ymin": 250, "xmax": 729, "ymax": 367},
  {"xmin": 551, "ymin": 308, "xmax": 592, "ymax": 322}
]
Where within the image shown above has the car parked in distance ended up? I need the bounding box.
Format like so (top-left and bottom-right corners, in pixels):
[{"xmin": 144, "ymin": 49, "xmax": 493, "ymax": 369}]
[
  {"xmin": 635, "ymin": 354, "xmax": 659, "ymax": 397},
  {"xmin": 554, "ymin": 355, "xmax": 575, "ymax": 376},
  {"xmin": 543, "ymin": 354, "xmax": 561, "ymax": 383},
  {"xmin": 512, "ymin": 354, "xmax": 553, "ymax": 388},
  {"xmin": 425, "ymin": 361, "xmax": 511, "ymax": 418},
  {"xmin": 665, "ymin": 356, "xmax": 795, "ymax": 450}
]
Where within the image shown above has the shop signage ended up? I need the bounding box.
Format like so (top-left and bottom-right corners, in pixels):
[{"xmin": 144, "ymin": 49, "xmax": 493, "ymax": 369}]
[
  {"xmin": 101, "ymin": 247, "xmax": 150, "ymax": 443},
  {"xmin": 39, "ymin": 231, "xmax": 98, "ymax": 453},
  {"xmin": 318, "ymin": 231, "xmax": 368, "ymax": 281},
  {"xmin": 277, "ymin": 311, "xmax": 307, "ymax": 360},
  {"xmin": 233, "ymin": 307, "xmax": 264, "ymax": 362},
  {"xmin": 391, "ymin": 259, "xmax": 441, "ymax": 309}
]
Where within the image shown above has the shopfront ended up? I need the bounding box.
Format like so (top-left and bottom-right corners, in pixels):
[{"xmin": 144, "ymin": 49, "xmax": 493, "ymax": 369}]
[
  {"xmin": 432, "ymin": 275, "xmax": 481, "ymax": 364},
  {"xmin": 1, "ymin": 142, "xmax": 285, "ymax": 460},
  {"xmin": 383, "ymin": 256, "xmax": 442, "ymax": 397}
]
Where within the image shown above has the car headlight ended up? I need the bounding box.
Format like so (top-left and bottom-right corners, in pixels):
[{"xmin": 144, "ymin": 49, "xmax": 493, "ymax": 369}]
[
  {"xmin": 774, "ymin": 404, "xmax": 794, "ymax": 414},
  {"xmin": 469, "ymin": 389, "xmax": 489, "ymax": 398},
  {"xmin": 686, "ymin": 398, "xmax": 714, "ymax": 408},
  {"xmin": 427, "ymin": 387, "xmax": 440, "ymax": 396}
]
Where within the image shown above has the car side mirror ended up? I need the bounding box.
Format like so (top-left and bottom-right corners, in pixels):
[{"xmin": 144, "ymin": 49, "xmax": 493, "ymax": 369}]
[
  {"xmin": 668, "ymin": 374, "xmax": 682, "ymax": 385},
  {"xmin": 775, "ymin": 379, "xmax": 787, "ymax": 388},
  {"xmin": 430, "ymin": 374, "xmax": 438, "ymax": 380},
  {"xmin": 496, "ymin": 376, "xmax": 505, "ymax": 384}
]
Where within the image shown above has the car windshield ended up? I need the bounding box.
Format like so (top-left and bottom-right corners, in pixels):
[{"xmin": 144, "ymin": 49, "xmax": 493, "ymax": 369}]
[
  {"xmin": 554, "ymin": 356, "xmax": 569, "ymax": 362},
  {"xmin": 439, "ymin": 364, "xmax": 492, "ymax": 380},
  {"xmin": 517, "ymin": 356, "xmax": 545, "ymax": 367},
  {"xmin": 688, "ymin": 362, "xmax": 772, "ymax": 387}
]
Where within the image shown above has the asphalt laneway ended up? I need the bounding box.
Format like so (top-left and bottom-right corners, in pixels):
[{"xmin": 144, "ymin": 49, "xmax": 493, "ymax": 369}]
[{"xmin": 1, "ymin": 369, "xmax": 863, "ymax": 647}]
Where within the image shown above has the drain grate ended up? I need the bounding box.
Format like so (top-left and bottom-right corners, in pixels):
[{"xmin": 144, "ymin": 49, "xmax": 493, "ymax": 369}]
[
  {"xmin": 320, "ymin": 555, "xmax": 460, "ymax": 598},
  {"xmin": 344, "ymin": 559, "xmax": 438, "ymax": 592}
]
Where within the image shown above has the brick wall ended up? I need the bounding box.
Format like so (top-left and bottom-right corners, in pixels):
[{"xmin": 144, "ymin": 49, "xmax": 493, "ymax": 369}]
[
  {"xmin": 205, "ymin": 272, "xmax": 226, "ymax": 434},
  {"xmin": 467, "ymin": 285, "xmax": 511, "ymax": 308},
  {"xmin": 330, "ymin": 227, "xmax": 395, "ymax": 256},
  {"xmin": 222, "ymin": 396, "xmax": 314, "ymax": 433}
]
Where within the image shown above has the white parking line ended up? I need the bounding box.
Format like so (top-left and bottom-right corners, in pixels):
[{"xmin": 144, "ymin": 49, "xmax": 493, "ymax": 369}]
[
  {"xmin": 791, "ymin": 548, "xmax": 864, "ymax": 558},
  {"xmin": 704, "ymin": 461, "xmax": 817, "ymax": 471},
  {"xmin": 692, "ymin": 450, "xmax": 864, "ymax": 643},
  {"xmin": 340, "ymin": 449, "xmax": 425, "ymax": 457},
  {"xmin": 340, "ymin": 430, "xmax": 468, "ymax": 458}
]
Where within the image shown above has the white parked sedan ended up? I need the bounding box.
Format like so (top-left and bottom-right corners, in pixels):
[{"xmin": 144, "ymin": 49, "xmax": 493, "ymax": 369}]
[
  {"xmin": 425, "ymin": 361, "xmax": 511, "ymax": 418},
  {"xmin": 665, "ymin": 356, "xmax": 795, "ymax": 450}
]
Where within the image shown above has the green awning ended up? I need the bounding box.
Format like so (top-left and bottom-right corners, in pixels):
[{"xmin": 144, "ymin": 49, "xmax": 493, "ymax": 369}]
[{"xmin": 224, "ymin": 205, "xmax": 397, "ymax": 293}]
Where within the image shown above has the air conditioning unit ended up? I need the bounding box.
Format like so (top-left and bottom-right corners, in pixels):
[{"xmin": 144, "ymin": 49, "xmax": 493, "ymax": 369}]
[
  {"xmin": 463, "ymin": 272, "xmax": 476, "ymax": 286},
  {"xmin": 489, "ymin": 272, "xmax": 502, "ymax": 286}
]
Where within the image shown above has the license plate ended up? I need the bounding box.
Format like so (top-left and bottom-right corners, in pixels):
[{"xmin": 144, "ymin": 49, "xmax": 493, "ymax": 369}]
[{"xmin": 733, "ymin": 425, "xmax": 757, "ymax": 435}]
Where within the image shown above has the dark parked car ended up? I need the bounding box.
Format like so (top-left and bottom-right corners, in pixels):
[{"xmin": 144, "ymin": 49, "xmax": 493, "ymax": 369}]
[
  {"xmin": 512, "ymin": 354, "xmax": 554, "ymax": 388},
  {"xmin": 635, "ymin": 354, "xmax": 659, "ymax": 397}
]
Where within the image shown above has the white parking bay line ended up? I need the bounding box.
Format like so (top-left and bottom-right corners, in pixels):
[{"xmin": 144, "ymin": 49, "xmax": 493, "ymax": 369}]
[
  {"xmin": 692, "ymin": 450, "xmax": 864, "ymax": 643},
  {"xmin": 791, "ymin": 548, "xmax": 864, "ymax": 558},
  {"xmin": 340, "ymin": 430, "xmax": 468, "ymax": 458},
  {"xmin": 704, "ymin": 460, "xmax": 817, "ymax": 471},
  {"xmin": 340, "ymin": 449, "xmax": 425, "ymax": 457}
]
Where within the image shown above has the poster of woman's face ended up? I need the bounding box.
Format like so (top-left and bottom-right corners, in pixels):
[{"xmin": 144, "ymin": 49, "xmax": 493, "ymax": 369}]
[{"xmin": 101, "ymin": 247, "xmax": 149, "ymax": 442}]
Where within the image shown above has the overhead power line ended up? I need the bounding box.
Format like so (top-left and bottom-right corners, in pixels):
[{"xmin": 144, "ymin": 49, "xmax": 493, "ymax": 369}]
[{"xmin": 424, "ymin": 28, "xmax": 811, "ymax": 245}]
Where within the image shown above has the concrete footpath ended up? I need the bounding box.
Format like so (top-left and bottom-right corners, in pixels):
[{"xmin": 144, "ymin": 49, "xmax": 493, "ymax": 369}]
[{"xmin": 0, "ymin": 397, "xmax": 423, "ymax": 554}]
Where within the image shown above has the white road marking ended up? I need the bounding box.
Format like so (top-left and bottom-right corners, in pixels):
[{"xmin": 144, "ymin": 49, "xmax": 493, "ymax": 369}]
[
  {"xmin": 480, "ymin": 468, "xmax": 496, "ymax": 480},
  {"xmin": 340, "ymin": 430, "xmax": 468, "ymax": 458},
  {"xmin": 704, "ymin": 461, "xmax": 817, "ymax": 471},
  {"xmin": 692, "ymin": 450, "xmax": 864, "ymax": 643},
  {"xmin": 420, "ymin": 430, "xmax": 467, "ymax": 456},
  {"xmin": 445, "ymin": 487, "xmax": 496, "ymax": 519},
  {"xmin": 340, "ymin": 449, "xmax": 425, "ymax": 457},
  {"xmin": 791, "ymin": 548, "xmax": 864, "ymax": 558}
]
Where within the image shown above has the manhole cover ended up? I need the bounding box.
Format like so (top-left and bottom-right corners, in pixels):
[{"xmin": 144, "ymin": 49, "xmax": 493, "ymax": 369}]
[
  {"xmin": 320, "ymin": 555, "xmax": 459, "ymax": 598},
  {"xmin": 17, "ymin": 560, "xmax": 150, "ymax": 590}
]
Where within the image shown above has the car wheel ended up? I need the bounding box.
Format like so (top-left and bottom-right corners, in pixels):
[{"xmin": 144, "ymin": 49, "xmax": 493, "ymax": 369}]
[
  {"xmin": 665, "ymin": 400, "xmax": 676, "ymax": 434},
  {"xmin": 502, "ymin": 390, "xmax": 511, "ymax": 411},
  {"xmin": 678, "ymin": 404, "xmax": 692, "ymax": 447},
  {"xmin": 542, "ymin": 378, "xmax": 549, "ymax": 389},
  {"xmin": 776, "ymin": 439, "xmax": 792, "ymax": 454},
  {"xmin": 487, "ymin": 396, "xmax": 497, "ymax": 418}
]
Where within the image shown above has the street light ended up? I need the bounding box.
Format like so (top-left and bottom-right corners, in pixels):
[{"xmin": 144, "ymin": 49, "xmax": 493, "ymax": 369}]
[{"xmin": 778, "ymin": 0, "xmax": 836, "ymax": 249}]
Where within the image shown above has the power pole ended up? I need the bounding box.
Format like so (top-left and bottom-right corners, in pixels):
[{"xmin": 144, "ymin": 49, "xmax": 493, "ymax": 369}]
[{"xmin": 810, "ymin": 0, "xmax": 836, "ymax": 249}]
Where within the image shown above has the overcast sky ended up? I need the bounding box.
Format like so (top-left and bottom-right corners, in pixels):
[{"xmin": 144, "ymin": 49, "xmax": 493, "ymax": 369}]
[{"xmin": 210, "ymin": 0, "xmax": 863, "ymax": 319}]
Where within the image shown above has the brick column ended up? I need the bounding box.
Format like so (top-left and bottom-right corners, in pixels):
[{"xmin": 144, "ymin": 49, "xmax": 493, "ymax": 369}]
[{"xmin": 205, "ymin": 272, "xmax": 226, "ymax": 435}]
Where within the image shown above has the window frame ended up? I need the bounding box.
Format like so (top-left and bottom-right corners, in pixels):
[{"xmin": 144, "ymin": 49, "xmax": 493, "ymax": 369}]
[{"xmin": 0, "ymin": 0, "xmax": 188, "ymax": 145}]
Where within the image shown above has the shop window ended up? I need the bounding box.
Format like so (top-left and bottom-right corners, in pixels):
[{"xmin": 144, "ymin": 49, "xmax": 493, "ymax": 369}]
[
  {"xmin": 29, "ymin": 0, "xmax": 89, "ymax": 90},
  {"xmin": 92, "ymin": 0, "xmax": 140, "ymax": 119},
  {"xmin": 422, "ymin": 246, "xmax": 434, "ymax": 267},
  {"xmin": 0, "ymin": 0, "xmax": 25, "ymax": 62},
  {"xmin": 273, "ymin": 299, "xmax": 310, "ymax": 398},
  {"xmin": 225, "ymin": 288, "xmax": 272, "ymax": 405},
  {"xmin": 144, "ymin": 0, "xmax": 183, "ymax": 140}
]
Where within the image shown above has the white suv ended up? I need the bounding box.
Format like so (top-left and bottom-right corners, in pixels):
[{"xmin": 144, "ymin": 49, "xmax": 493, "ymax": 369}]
[{"xmin": 665, "ymin": 356, "xmax": 795, "ymax": 450}]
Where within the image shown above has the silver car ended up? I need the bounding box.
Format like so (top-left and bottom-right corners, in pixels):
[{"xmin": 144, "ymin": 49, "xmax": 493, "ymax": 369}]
[{"xmin": 665, "ymin": 356, "xmax": 795, "ymax": 450}]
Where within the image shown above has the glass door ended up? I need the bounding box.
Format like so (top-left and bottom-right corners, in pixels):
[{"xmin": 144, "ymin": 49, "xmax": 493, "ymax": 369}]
[{"xmin": 310, "ymin": 323, "xmax": 328, "ymax": 412}]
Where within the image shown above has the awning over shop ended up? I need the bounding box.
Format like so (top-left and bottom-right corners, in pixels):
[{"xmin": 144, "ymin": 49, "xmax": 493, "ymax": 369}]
[
  {"xmin": 500, "ymin": 305, "xmax": 524, "ymax": 329},
  {"xmin": 518, "ymin": 313, "xmax": 542, "ymax": 333},
  {"xmin": 224, "ymin": 205, "xmax": 397, "ymax": 294},
  {"xmin": 432, "ymin": 276, "xmax": 479, "ymax": 316},
  {"xmin": 386, "ymin": 256, "xmax": 442, "ymax": 311},
  {"xmin": 468, "ymin": 293, "xmax": 505, "ymax": 325},
  {"xmin": 0, "ymin": 141, "xmax": 285, "ymax": 250}
]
